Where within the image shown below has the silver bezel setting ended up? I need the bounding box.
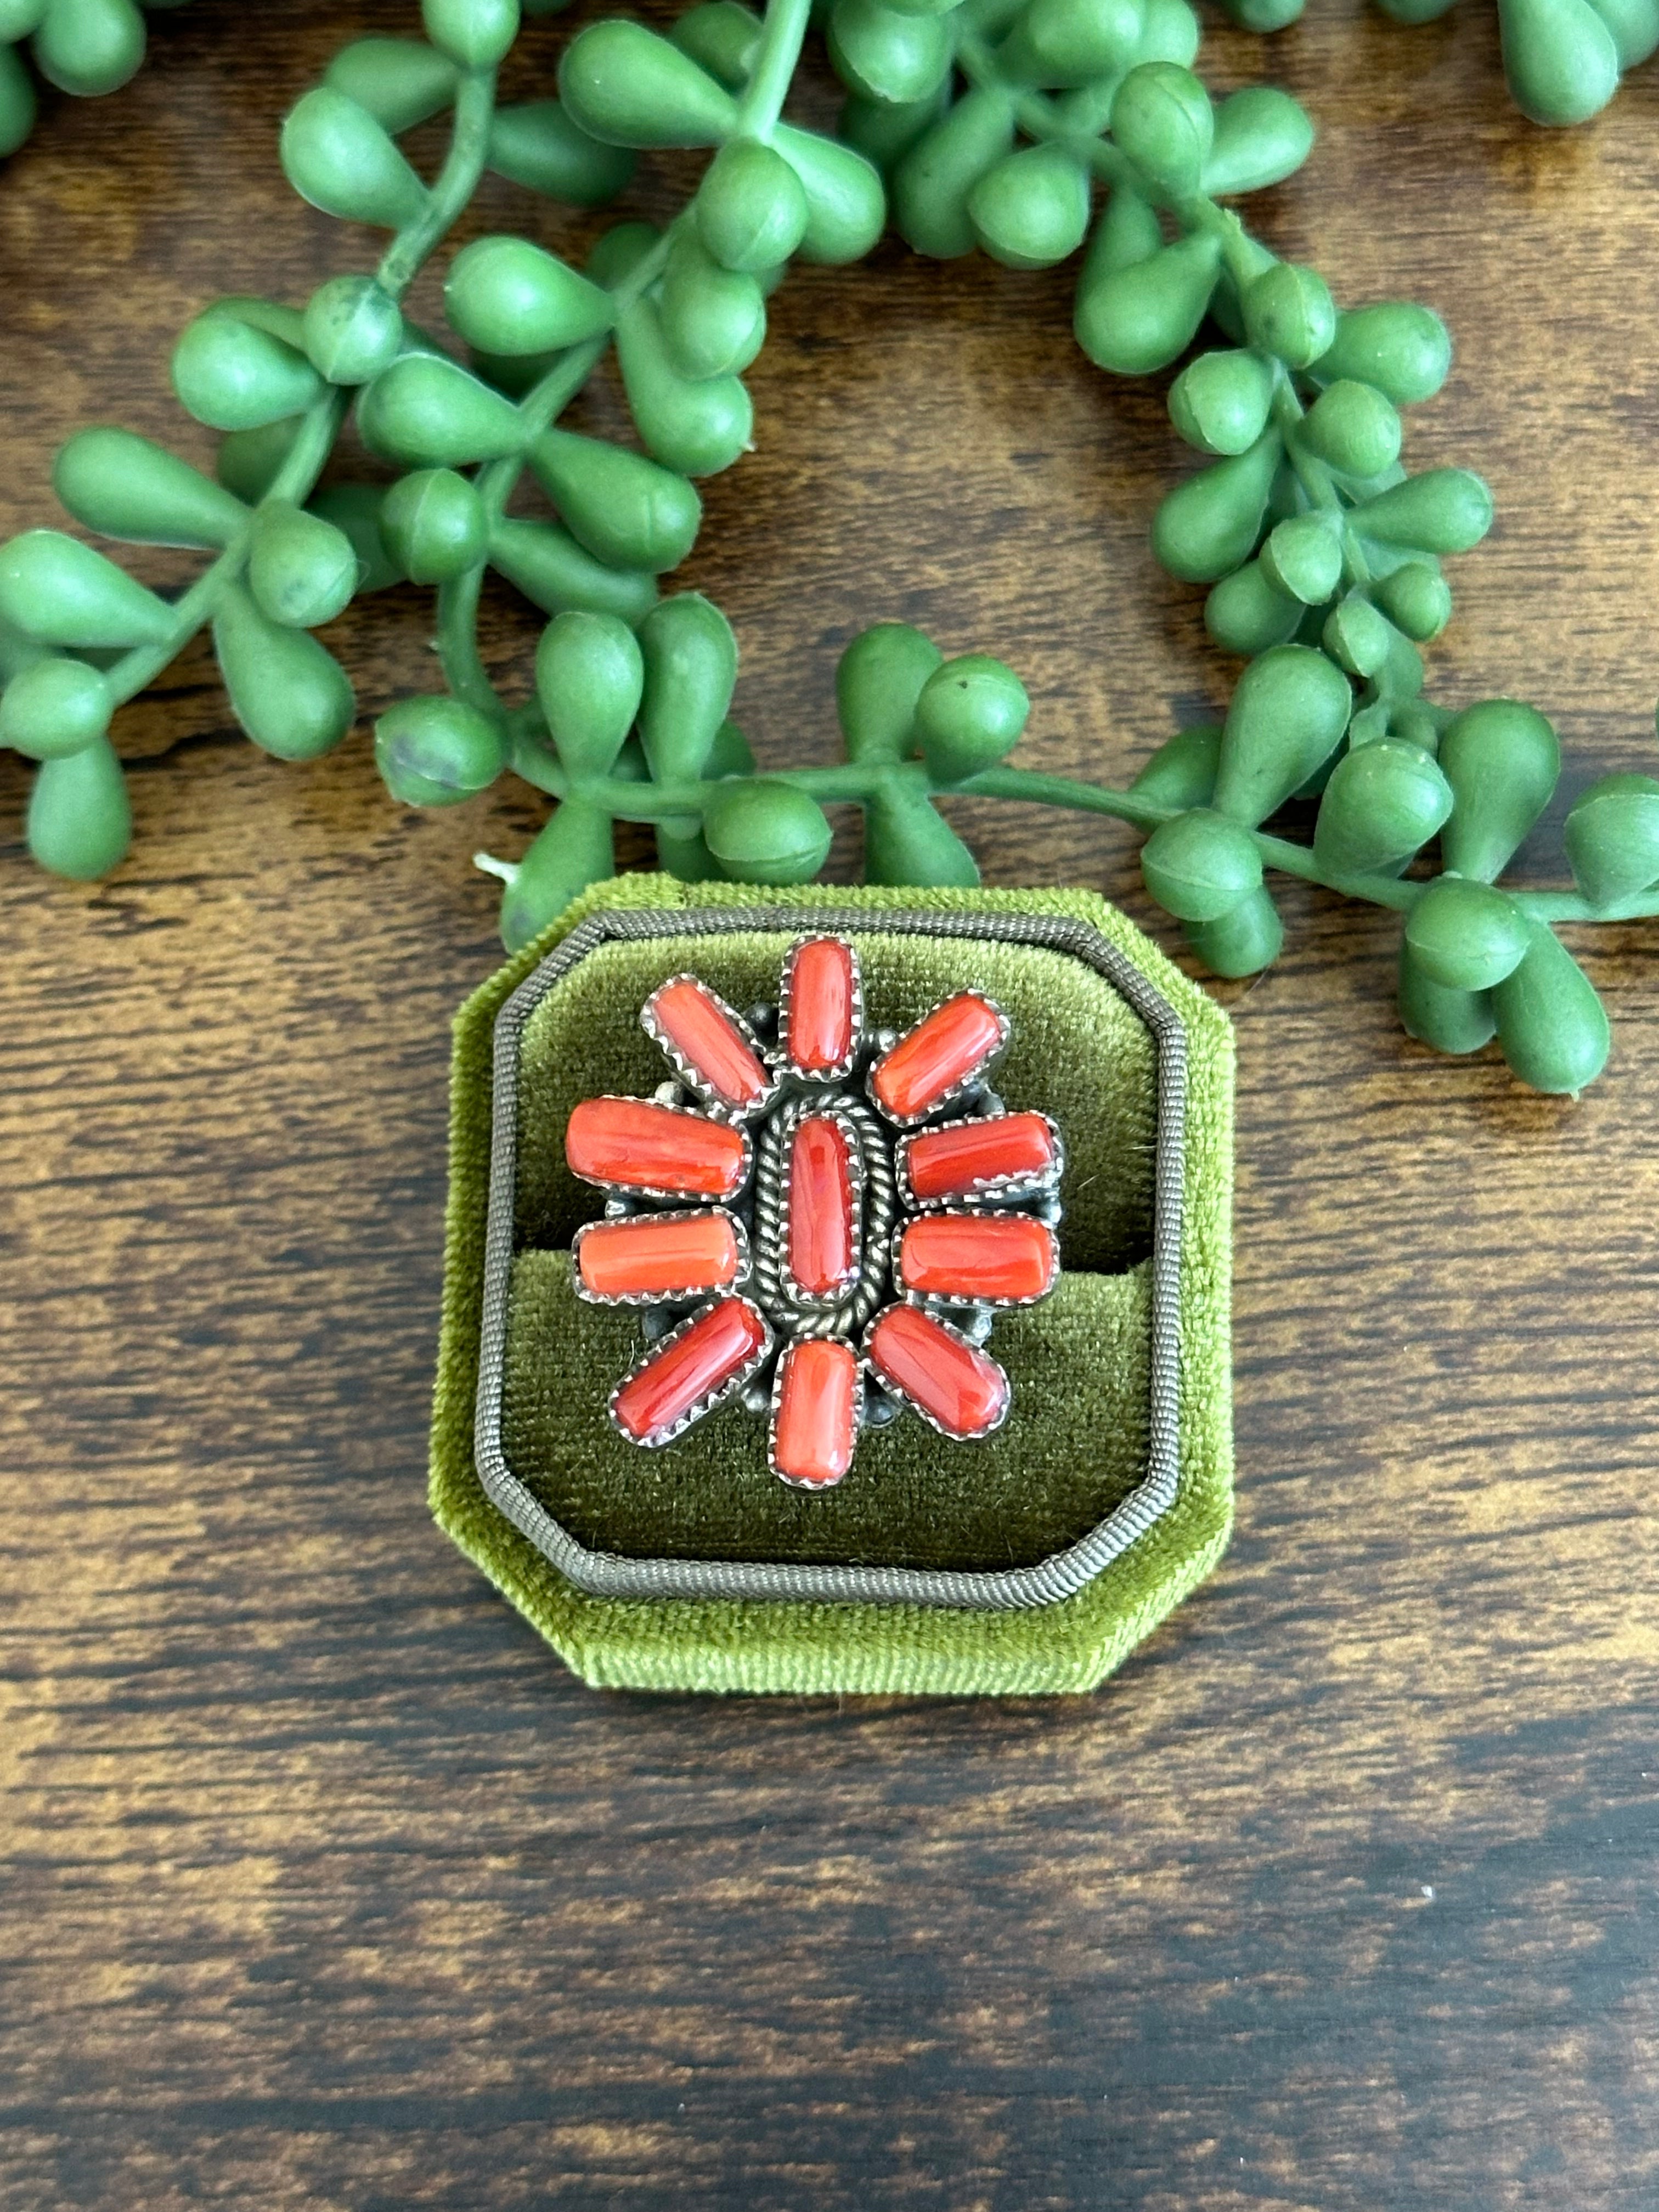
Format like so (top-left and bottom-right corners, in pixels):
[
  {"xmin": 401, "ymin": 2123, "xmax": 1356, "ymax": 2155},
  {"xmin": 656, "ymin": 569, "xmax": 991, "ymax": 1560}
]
[
  {"xmin": 766, "ymin": 1338, "xmax": 865, "ymax": 1490},
  {"xmin": 891, "ymin": 1211, "xmax": 1061, "ymax": 1311},
  {"xmin": 566, "ymin": 1093, "xmax": 753, "ymax": 1206},
  {"xmin": 607, "ymin": 1295, "xmax": 776, "ymax": 1449},
  {"xmin": 475, "ymin": 903, "xmax": 1191, "ymax": 1610},
  {"xmin": 866, "ymin": 993, "xmax": 1013, "ymax": 1130},
  {"xmin": 777, "ymin": 934, "xmax": 865, "ymax": 1084},
  {"xmin": 572, "ymin": 1207, "xmax": 751, "ymax": 1308},
  {"xmin": 640, "ymin": 974, "xmax": 780, "ymax": 1123},
  {"xmin": 863, "ymin": 1306, "xmax": 1012, "ymax": 1444},
  {"xmin": 894, "ymin": 1110, "xmax": 1066, "ymax": 1213}
]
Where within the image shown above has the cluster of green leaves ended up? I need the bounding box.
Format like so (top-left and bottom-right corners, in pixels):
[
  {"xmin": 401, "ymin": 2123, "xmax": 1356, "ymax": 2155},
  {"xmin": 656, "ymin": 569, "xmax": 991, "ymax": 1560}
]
[
  {"xmin": 1374, "ymin": 0, "xmax": 1659, "ymax": 127},
  {"xmin": 3, "ymin": 0, "xmax": 1658, "ymax": 1094},
  {"xmin": 0, "ymin": 0, "xmax": 190, "ymax": 159}
]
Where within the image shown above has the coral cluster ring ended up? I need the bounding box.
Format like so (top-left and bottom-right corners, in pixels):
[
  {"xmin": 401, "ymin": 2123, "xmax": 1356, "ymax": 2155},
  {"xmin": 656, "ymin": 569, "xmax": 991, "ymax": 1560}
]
[{"xmin": 563, "ymin": 937, "xmax": 1065, "ymax": 1491}]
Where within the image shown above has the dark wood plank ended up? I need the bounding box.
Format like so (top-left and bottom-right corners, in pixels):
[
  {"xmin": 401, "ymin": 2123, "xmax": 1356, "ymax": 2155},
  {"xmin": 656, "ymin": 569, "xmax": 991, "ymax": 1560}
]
[{"xmin": 2, "ymin": 2, "xmax": 1657, "ymax": 2206}]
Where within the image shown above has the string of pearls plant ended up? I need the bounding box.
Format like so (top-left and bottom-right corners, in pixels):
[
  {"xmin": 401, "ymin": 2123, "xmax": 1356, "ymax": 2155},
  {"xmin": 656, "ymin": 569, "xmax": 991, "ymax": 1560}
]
[{"xmin": 2, "ymin": 0, "xmax": 1657, "ymax": 1095}]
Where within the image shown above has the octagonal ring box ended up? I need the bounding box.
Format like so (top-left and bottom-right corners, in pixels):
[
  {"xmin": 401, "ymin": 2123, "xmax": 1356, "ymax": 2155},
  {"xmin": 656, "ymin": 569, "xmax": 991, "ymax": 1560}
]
[{"xmin": 431, "ymin": 876, "xmax": 1234, "ymax": 1696}]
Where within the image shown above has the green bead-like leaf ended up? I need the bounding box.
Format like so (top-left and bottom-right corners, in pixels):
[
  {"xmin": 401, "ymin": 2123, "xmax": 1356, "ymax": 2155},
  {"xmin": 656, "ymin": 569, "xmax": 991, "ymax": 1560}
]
[
  {"xmin": 1076, "ymin": 228, "xmax": 1222, "ymax": 376},
  {"xmin": 1355, "ymin": 470, "xmax": 1494, "ymax": 556},
  {"xmin": 1437, "ymin": 697, "xmax": 1560, "ymax": 881},
  {"xmin": 0, "ymin": 656, "xmax": 112, "ymax": 759},
  {"xmin": 1201, "ymin": 87, "xmax": 1314, "ymax": 196},
  {"xmin": 1212, "ymin": 642, "xmax": 1353, "ymax": 825},
  {"xmin": 173, "ymin": 310, "xmax": 326, "ymax": 434},
  {"xmin": 659, "ymin": 230, "xmax": 767, "ymax": 381},
  {"xmin": 1492, "ymin": 922, "xmax": 1610, "ymax": 1093},
  {"xmin": 1312, "ymin": 736, "xmax": 1453, "ymax": 876},
  {"xmin": 638, "ymin": 593, "xmax": 738, "ymax": 812},
  {"xmin": 487, "ymin": 517, "xmax": 658, "ymax": 625},
  {"xmin": 32, "ymin": 0, "xmax": 144, "ymax": 98},
  {"xmin": 1313, "ymin": 303, "xmax": 1451, "ymax": 406},
  {"xmin": 500, "ymin": 799, "xmax": 617, "ymax": 950},
  {"xmin": 54, "ymin": 427, "xmax": 248, "ymax": 549},
  {"xmin": 829, "ymin": 0, "xmax": 952, "ymax": 107},
  {"xmin": 836, "ymin": 622, "xmax": 942, "ymax": 762},
  {"xmin": 445, "ymin": 236, "xmax": 613, "ymax": 356},
  {"xmin": 968, "ymin": 143, "xmax": 1091, "ymax": 271},
  {"xmin": 703, "ymin": 778, "xmax": 833, "ymax": 882},
  {"xmin": 26, "ymin": 732, "xmax": 130, "ymax": 879},
  {"xmin": 1110, "ymin": 62, "xmax": 1213, "ymax": 198},
  {"xmin": 528, "ymin": 429, "xmax": 702, "ymax": 575},
  {"xmin": 772, "ymin": 124, "xmax": 885, "ymax": 263},
  {"xmin": 1169, "ymin": 349, "xmax": 1276, "ymax": 458},
  {"xmin": 1404, "ymin": 876, "xmax": 1531, "ymax": 991},
  {"xmin": 1186, "ymin": 885, "xmax": 1284, "ymax": 977},
  {"xmin": 0, "ymin": 530, "xmax": 173, "ymax": 649},
  {"xmin": 280, "ymin": 87, "xmax": 431, "ymax": 229},
  {"xmin": 1129, "ymin": 723, "xmax": 1222, "ymax": 810},
  {"xmin": 1300, "ymin": 380, "xmax": 1403, "ymax": 479},
  {"xmin": 1498, "ymin": 0, "xmax": 1621, "ymax": 124},
  {"xmin": 1244, "ymin": 262, "xmax": 1337, "ymax": 370},
  {"xmin": 212, "ymin": 579, "xmax": 357, "ymax": 760},
  {"xmin": 893, "ymin": 86, "xmax": 1015, "ymax": 259},
  {"xmin": 558, "ymin": 20, "xmax": 737, "ymax": 147},
  {"xmin": 1139, "ymin": 806, "xmax": 1264, "ymax": 922},
  {"xmin": 379, "ymin": 469, "xmax": 487, "ymax": 584},
  {"xmin": 422, "ymin": 0, "xmax": 520, "ymax": 70},
  {"xmin": 535, "ymin": 608, "xmax": 645, "ymax": 778},
  {"xmin": 1204, "ymin": 561, "xmax": 1302, "ymax": 654},
  {"xmin": 914, "ymin": 654, "xmax": 1030, "ymax": 783},
  {"xmin": 486, "ymin": 99, "xmax": 638, "ymax": 202},
  {"xmin": 247, "ymin": 501, "xmax": 359, "ymax": 630},
  {"xmin": 1397, "ymin": 939, "xmax": 1497, "ymax": 1057},
  {"xmin": 614, "ymin": 298, "xmax": 752, "ymax": 477},
  {"xmin": 863, "ymin": 785, "xmax": 980, "ymax": 886},
  {"xmin": 324, "ymin": 38, "xmax": 459, "ymax": 134},
  {"xmin": 358, "ymin": 354, "xmax": 528, "ymax": 467},
  {"xmin": 302, "ymin": 275, "xmax": 405, "ymax": 385},
  {"xmin": 1151, "ymin": 429, "xmax": 1280, "ymax": 584},
  {"xmin": 375, "ymin": 693, "xmax": 507, "ymax": 805},
  {"xmin": 1562, "ymin": 771, "xmax": 1659, "ymax": 908}
]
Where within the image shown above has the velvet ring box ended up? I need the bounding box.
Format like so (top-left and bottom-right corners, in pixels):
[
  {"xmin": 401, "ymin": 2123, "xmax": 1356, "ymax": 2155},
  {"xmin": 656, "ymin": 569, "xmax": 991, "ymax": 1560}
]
[{"xmin": 431, "ymin": 875, "xmax": 1234, "ymax": 1696}]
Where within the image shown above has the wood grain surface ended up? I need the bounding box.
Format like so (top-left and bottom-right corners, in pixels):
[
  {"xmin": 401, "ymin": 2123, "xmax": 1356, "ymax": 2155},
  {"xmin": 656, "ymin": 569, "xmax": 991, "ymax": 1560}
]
[{"xmin": 2, "ymin": 3, "xmax": 1657, "ymax": 2205}]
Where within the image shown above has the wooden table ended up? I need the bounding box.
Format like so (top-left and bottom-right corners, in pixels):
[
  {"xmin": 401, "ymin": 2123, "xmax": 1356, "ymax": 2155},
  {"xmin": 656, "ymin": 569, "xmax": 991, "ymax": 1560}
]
[{"xmin": 3, "ymin": 3, "xmax": 1655, "ymax": 2204}]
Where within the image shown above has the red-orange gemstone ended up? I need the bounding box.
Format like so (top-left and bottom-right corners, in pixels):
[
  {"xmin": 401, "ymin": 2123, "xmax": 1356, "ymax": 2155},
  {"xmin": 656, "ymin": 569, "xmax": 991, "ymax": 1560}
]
[
  {"xmin": 576, "ymin": 1210, "xmax": 740, "ymax": 1301},
  {"xmin": 783, "ymin": 938, "xmax": 857, "ymax": 1075},
  {"xmin": 866, "ymin": 1305, "xmax": 1009, "ymax": 1439},
  {"xmin": 566, "ymin": 1097, "xmax": 748, "ymax": 1199},
  {"xmin": 787, "ymin": 1115, "xmax": 856, "ymax": 1296},
  {"xmin": 871, "ymin": 994, "xmax": 1006, "ymax": 1123},
  {"xmin": 897, "ymin": 1212, "xmax": 1057, "ymax": 1305},
  {"xmin": 645, "ymin": 978, "xmax": 770, "ymax": 1110},
  {"xmin": 612, "ymin": 1296, "xmax": 769, "ymax": 1443},
  {"xmin": 902, "ymin": 1112, "xmax": 1058, "ymax": 1204},
  {"xmin": 771, "ymin": 1338, "xmax": 859, "ymax": 1488}
]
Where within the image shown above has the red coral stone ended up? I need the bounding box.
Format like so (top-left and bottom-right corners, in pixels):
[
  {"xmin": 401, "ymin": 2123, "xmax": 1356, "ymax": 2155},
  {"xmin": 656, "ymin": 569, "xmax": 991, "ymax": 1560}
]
[
  {"xmin": 645, "ymin": 978, "xmax": 770, "ymax": 1110},
  {"xmin": 576, "ymin": 1210, "xmax": 740, "ymax": 1301},
  {"xmin": 896, "ymin": 1212, "xmax": 1058, "ymax": 1305},
  {"xmin": 783, "ymin": 937, "xmax": 857, "ymax": 1075},
  {"xmin": 771, "ymin": 1338, "xmax": 859, "ymax": 1488},
  {"xmin": 870, "ymin": 993, "xmax": 1006, "ymax": 1123},
  {"xmin": 901, "ymin": 1111, "xmax": 1058, "ymax": 1204},
  {"xmin": 866, "ymin": 1305, "xmax": 1009, "ymax": 1439},
  {"xmin": 566, "ymin": 1097, "xmax": 748, "ymax": 1199},
  {"xmin": 612, "ymin": 1296, "xmax": 769, "ymax": 1443},
  {"xmin": 787, "ymin": 1115, "xmax": 856, "ymax": 1296}
]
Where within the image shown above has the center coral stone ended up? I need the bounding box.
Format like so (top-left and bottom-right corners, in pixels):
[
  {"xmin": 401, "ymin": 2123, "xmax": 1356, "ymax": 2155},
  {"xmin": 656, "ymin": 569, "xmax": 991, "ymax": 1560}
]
[{"xmin": 786, "ymin": 1114, "xmax": 857, "ymax": 1297}]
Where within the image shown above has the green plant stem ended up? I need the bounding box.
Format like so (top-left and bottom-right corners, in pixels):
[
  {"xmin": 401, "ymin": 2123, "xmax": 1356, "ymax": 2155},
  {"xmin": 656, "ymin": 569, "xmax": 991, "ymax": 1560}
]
[
  {"xmin": 737, "ymin": 0, "xmax": 811, "ymax": 136},
  {"xmin": 96, "ymin": 65, "xmax": 501, "ymax": 715}
]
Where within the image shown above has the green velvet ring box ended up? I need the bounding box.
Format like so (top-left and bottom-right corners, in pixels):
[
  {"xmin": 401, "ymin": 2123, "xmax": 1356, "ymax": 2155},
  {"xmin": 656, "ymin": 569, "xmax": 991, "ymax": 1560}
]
[{"xmin": 431, "ymin": 875, "xmax": 1234, "ymax": 1696}]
